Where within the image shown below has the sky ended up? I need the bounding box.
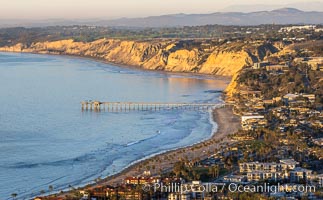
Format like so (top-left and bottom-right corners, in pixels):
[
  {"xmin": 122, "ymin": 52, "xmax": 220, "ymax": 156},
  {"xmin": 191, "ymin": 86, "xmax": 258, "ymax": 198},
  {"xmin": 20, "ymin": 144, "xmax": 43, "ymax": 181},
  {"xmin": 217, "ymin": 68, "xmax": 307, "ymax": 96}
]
[{"xmin": 1, "ymin": 0, "xmax": 323, "ymax": 19}]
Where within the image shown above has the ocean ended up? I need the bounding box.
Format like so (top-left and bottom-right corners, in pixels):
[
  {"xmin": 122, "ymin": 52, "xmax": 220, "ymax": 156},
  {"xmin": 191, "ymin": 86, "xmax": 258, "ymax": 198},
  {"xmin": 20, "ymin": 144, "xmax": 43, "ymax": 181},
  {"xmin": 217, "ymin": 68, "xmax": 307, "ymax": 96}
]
[{"xmin": 0, "ymin": 52, "xmax": 228, "ymax": 199}]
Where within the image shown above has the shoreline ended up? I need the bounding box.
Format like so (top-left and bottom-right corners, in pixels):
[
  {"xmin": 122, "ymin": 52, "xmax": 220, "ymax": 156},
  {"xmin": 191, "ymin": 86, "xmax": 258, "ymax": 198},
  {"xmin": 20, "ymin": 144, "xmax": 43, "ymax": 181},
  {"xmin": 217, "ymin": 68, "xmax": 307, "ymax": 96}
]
[
  {"xmin": 54, "ymin": 104, "xmax": 240, "ymax": 199},
  {"xmin": 94, "ymin": 105, "xmax": 240, "ymax": 187},
  {"xmin": 56, "ymin": 53, "xmax": 237, "ymax": 193},
  {"xmin": 48, "ymin": 105, "xmax": 235, "ymax": 199},
  {"xmin": 0, "ymin": 51, "xmax": 239, "ymax": 198}
]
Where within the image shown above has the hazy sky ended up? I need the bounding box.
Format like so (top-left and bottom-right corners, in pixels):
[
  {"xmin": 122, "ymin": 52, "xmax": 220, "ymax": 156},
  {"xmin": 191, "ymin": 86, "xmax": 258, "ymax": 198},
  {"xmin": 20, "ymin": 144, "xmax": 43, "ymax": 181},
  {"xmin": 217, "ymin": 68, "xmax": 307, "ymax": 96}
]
[{"xmin": 1, "ymin": 0, "xmax": 323, "ymax": 19}]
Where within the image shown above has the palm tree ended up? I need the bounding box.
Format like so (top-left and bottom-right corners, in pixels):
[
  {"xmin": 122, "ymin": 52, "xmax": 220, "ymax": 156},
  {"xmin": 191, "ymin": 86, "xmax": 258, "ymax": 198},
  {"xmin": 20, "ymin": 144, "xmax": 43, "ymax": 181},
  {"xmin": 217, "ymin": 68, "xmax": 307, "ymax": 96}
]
[{"xmin": 208, "ymin": 165, "xmax": 219, "ymax": 178}]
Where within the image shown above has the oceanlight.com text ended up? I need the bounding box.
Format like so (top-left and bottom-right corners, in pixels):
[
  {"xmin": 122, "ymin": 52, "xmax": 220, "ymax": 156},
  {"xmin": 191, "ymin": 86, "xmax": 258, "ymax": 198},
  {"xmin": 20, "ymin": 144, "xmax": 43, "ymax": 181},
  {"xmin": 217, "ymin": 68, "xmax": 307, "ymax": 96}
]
[{"xmin": 142, "ymin": 182, "xmax": 316, "ymax": 194}]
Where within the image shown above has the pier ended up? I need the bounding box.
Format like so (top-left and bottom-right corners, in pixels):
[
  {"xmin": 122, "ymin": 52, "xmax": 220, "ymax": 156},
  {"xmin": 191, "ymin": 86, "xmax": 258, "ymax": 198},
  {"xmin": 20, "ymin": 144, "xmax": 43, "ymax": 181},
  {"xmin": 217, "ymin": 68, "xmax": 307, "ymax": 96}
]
[{"xmin": 81, "ymin": 101, "xmax": 225, "ymax": 112}]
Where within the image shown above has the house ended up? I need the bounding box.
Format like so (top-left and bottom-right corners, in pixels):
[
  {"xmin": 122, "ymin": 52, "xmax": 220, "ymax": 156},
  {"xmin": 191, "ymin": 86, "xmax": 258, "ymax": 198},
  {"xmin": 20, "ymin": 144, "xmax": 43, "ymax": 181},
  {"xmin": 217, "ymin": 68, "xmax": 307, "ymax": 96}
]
[
  {"xmin": 223, "ymin": 175, "xmax": 247, "ymax": 183},
  {"xmin": 240, "ymin": 162, "xmax": 279, "ymax": 173},
  {"xmin": 241, "ymin": 115, "xmax": 267, "ymax": 130},
  {"xmin": 283, "ymin": 93, "xmax": 299, "ymax": 104},
  {"xmin": 125, "ymin": 176, "xmax": 161, "ymax": 185},
  {"xmin": 289, "ymin": 167, "xmax": 312, "ymax": 183},
  {"xmin": 107, "ymin": 188, "xmax": 143, "ymax": 200},
  {"xmin": 310, "ymin": 174, "xmax": 323, "ymax": 187},
  {"xmin": 294, "ymin": 57, "xmax": 323, "ymax": 71},
  {"xmin": 265, "ymin": 64, "xmax": 289, "ymax": 71},
  {"xmin": 307, "ymin": 58, "xmax": 323, "ymax": 71},
  {"xmin": 240, "ymin": 160, "xmax": 304, "ymax": 182},
  {"xmin": 279, "ymin": 25, "xmax": 316, "ymax": 32},
  {"xmin": 239, "ymin": 159, "xmax": 299, "ymax": 173},
  {"xmin": 168, "ymin": 192, "xmax": 191, "ymax": 200},
  {"xmin": 302, "ymin": 94, "xmax": 316, "ymax": 103},
  {"xmin": 263, "ymin": 99, "xmax": 274, "ymax": 105},
  {"xmin": 253, "ymin": 62, "xmax": 269, "ymax": 69},
  {"xmin": 247, "ymin": 171, "xmax": 281, "ymax": 181},
  {"xmin": 79, "ymin": 190, "xmax": 90, "ymax": 198},
  {"xmin": 180, "ymin": 181, "xmax": 205, "ymax": 199},
  {"xmin": 241, "ymin": 115, "xmax": 265, "ymax": 122},
  {"xmin": 239, "ymin": 90, "xmax": 262, "ymax": 98},
  {"xmin": 313, "ymin": 138, "xmax": 323, "ymax": 146},
  {"xmin": 273, "ymin": 97, "xmax": 282, "ymax": 102},
  {"xmin": 125, "ymin": 177, "xmax": 140, "ymax": 185},
  {"xmin": 280, "ymin": 159, "xmax": 299, "ymax": 170}
]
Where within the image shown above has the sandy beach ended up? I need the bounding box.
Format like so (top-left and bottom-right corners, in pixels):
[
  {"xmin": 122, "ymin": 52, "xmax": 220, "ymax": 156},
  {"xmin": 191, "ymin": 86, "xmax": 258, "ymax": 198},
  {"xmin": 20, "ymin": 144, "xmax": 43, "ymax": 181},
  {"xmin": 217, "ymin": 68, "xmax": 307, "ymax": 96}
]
[
  {"xmin": 0, "ymin": 51, "xmax": 239, "ymax": 198},
  {"xmin": 52, "ymin": 104, "xmax": 241, "ymax": 199},
  {"xmin": 52, "ymin": 89, "xmax": 240, "ymax": 199},
  {"xmin": 91, "ymin": 105, "xmax": 240, "ymax": 187}
]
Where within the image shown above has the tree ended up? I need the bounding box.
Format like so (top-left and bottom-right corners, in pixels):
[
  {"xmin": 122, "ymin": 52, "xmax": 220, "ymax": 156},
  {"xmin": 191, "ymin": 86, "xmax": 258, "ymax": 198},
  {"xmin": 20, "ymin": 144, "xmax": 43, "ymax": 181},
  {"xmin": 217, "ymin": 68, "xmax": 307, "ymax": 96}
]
[
  {"xmin": 173, "ymin": 161, "xmax": 185, "ymax": 177},
  {"xmin": 208, "ymin": 165, "xmax": 219, "ymax": 178}
]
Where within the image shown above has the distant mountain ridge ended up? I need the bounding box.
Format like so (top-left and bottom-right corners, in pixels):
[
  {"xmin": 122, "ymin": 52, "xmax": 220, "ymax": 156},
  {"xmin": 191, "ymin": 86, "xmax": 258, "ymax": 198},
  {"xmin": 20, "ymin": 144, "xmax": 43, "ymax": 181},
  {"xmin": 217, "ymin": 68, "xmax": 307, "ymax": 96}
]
[
  {"xmin": 1, "ymin": 8, "xmax": 323, "ymax": 28},
  {"xmin": 220, "ymin": 2, "xmax": 323, "ymax": 12},
  {"xmin": 96, "ymin": 8, "xmax": 323, "ymax": 27}
]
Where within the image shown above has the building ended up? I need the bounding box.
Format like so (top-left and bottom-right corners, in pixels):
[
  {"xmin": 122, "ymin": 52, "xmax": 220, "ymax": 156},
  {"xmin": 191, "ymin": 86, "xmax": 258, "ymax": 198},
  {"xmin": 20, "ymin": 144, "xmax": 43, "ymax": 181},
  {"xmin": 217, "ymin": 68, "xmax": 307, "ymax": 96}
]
[
  {"xmin": 263, "ymin": 99, "xmax": 274, "ymax": 105},
  {"xmin": 308, "ymin": 173, "xmax": 323, "ymax": 187},
  {"xmin": 280, "ymin": 159, "xmax": 299, "ymax": 170},
  {"xmin": 108, "ymin": 190, "xmax": 143, "ymax": 200},
  {"xmin": 239, "ymin": 160, "xmax": 314, "ymax": 183},
  {"xmin": 240, "ymin": 162, "xmax": 280, "ymax": 173},
  {"xmin": 239, "ymin": 159, "xmax": 299, "ymax": 173},
  {"xmin": 79, "ymin": 190, "xmax": 90, "ymax": 198},
  {"xmin": 168, "ymin": 192, "xmax": 191, "ymax": 200},
  {"xmin": 302, "ymin": 94, "xmax": 316, "ymax": 103},
  {"xmin": 247, "ymin": 171, "xmax": 281, "ymax": 181},
  {"xmin": 283, "ymin": 93, "xmax": 299, "ymax": 103},
  {"xmin": 253, "ymin": 62, "xmax": 269, "ymax": 69},
  {"xmin": 289, "ymin": 167, "xmax": 312, "ymax": 183},
  {"xmin": 239, "ymin": 90, "xmax": 262, "ymax": 98},
  {"xmin": 313, "ymin": 138, "xmax": 323, "ymax": 146},
  {"xmin": 294, "ymin": 57, "xmax": 323, "ymax": 71},
  {"xmin": 183, "ymin": 181, "xmax": 205, "ymax": 199},
  {"xmin": 223, "ymin": 175, "xmax": 247, "ymax": 183},
  {"xmin": 241, "ymin": 115, "xmax": 267, "ymax": 130},
  {"xmin": 265, "ymin": 64, "xmax": 289, "ymax": 71},
  {"xmin": 124, "ymin": 176, "xmax": 161, "ymax": 185},
  {"xmin": 279, "ymin": 25, "xmax": 316, "ymax": 32},
  {"xmin": 283, "ymin": 93, "xmax": 316, "ymax": 105},
  {"xmin": 125, "ymin": 177, "xmax": 140, "ymax": 185},
  {"xmin": 241, "ymin": 115, "xmax": 265, "ymax": 122},
  {"xmin": 307, "ymin": 57, "xmax": 323, "ymax": 71}
]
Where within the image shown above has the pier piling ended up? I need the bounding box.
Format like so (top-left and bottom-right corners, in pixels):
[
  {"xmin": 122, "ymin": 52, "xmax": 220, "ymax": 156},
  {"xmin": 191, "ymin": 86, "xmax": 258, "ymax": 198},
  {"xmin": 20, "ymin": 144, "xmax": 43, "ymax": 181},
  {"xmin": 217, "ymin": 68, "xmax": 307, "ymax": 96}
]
[{"xmin": 81, "ymin": 101, "xmax": 224, "ymax": 112}]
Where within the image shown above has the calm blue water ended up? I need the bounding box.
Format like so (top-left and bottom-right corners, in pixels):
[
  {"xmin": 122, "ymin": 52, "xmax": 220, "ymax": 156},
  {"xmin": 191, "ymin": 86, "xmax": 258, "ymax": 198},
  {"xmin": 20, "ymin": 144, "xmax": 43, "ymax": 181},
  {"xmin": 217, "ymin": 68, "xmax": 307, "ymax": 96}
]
[{"xmin": 0, "ymin": 52, "xmax": 227, "ymax": 199}]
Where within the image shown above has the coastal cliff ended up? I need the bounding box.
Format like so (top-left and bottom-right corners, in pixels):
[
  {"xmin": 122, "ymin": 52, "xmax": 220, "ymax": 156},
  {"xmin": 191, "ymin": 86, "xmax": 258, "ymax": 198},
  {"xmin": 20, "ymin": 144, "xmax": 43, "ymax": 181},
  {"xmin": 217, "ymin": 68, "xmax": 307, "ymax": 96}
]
[{"xmin": 0, "ymin": 38, "xmax": 279, "ymax": 94}]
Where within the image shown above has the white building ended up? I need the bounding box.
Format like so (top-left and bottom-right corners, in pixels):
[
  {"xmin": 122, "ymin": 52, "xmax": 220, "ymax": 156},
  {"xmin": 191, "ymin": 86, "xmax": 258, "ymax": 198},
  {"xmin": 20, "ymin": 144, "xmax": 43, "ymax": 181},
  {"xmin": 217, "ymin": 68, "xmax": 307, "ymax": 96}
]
[
  {"xmin": 223, "ymin": 175, "xmax": 247, "ymax": 183},
  {"xmin": 289, "ymin": 167, "xmax": 312, "ymax": 183},
  {"xmin": 247, "ymin": 171, "xmax": 282, "ymax": 181},
  {"xmin": 279, "ymin": 25, "xmax": 316, "ymax": 32}
]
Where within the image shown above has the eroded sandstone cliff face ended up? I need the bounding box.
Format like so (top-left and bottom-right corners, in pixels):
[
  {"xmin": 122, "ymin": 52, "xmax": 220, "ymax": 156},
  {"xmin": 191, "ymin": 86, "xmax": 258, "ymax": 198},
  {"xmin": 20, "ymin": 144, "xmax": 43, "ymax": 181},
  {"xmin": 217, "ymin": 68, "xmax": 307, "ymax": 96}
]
[
  {"xmin": 0, "ymin": 39, "xmax": 278, "ymax": 75},
  {"xmin": 0, "ymin": 38, "xmax": 279, "ymax": 95}
]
